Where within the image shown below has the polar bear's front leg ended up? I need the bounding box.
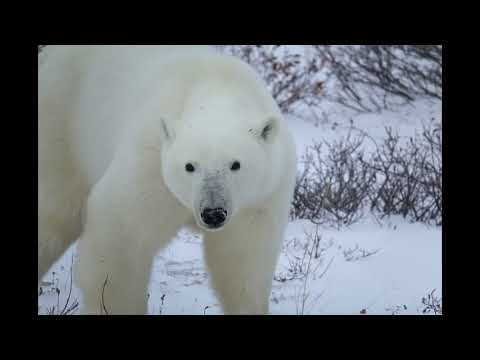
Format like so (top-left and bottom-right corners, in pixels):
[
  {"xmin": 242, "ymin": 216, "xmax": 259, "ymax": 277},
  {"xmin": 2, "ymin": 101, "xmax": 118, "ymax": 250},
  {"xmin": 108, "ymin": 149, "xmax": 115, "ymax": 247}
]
[
  {"xmin": 76, "ymin": 239, "xmax": 153, "ymax": 315},
  {"xmin": 74, "ymin": 164, "xmax": 188, "ymax": 315},
  {"xmin": 75, "ymin": 223, "xmax": 157, "ymax": 315},
  {"xmin": 75, "ymin": 197, "xmax": 156, "ymax": 315},
  {"xmin": 203, "ymin": 208, "xmax": 286, "ymax": 315}
]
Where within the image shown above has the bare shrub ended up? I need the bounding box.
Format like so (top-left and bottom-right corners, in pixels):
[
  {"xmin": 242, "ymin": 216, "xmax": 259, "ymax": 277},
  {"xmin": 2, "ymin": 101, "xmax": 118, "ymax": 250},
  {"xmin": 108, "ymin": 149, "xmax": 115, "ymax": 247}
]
[
  {"xmin": 291, "ymin": 122, "xmax": 442, "ymax": 227},
  {"xmin": 421, "ymin": 289, "xmax": 442, "ymax": 315},
  {"xmin": 38, "ymin": 254, "xmax": 79, "ymax": 315},
  {"xmin": 294, "ymin": 228, "xmax": 334, "ymax": 315},
  {"xmin": 385, "ymin": 304, "xmax": 408, "ymax": 315},
  {"xmin": 274, "ymin": 226, "xmax": 334, "ymax": 283},
  {"xmin": 369, "ymin": 122, "xmax": 442, "ymax": 225},
  {"xmin": 313, "ymin": 45, "xmax": 442, "ymax": 112},
  {"xmin": 272, "ymin": 225, "xmax": 334, "ymax": 314},
  {"xmin": 343, "ymin": 244, "xmax": 381, "ymax": 262},
  {"xmin": 291, "ymin": 131, "xmax": 376, "ymax": 227}
]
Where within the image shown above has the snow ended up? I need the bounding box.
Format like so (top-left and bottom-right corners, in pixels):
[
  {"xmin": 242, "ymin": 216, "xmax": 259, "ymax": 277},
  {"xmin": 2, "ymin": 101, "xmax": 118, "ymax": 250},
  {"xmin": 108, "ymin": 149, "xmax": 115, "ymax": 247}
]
[
  {"xmin": 37, "ymin": 47, "xmax": 442, "ymax": 315},
  {"xmin": 271, "ymin": 216, "xmax": 441, "ymax": 315}
]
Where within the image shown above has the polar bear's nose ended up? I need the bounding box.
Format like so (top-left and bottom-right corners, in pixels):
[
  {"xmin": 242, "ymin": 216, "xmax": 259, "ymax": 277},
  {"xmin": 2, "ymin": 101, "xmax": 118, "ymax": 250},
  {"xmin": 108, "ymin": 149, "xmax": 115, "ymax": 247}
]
[{"xmin": 201, "ymin": 208, "xmax": 227, "ymax": 228}]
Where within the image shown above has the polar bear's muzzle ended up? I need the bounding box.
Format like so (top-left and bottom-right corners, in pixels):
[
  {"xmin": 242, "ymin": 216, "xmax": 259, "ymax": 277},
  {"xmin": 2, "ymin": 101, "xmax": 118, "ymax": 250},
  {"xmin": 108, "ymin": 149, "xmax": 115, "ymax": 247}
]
[{"xmin": 193, "ymin": 174, "xmax": 232, "ymax": 231}]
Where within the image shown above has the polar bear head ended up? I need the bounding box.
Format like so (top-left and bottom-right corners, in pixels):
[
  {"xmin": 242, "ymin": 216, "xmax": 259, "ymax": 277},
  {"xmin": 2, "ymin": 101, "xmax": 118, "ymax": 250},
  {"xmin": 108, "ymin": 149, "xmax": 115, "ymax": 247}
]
[{"xmin": 160, "ymin": 112, "xmax": 281, "ymax": 232}]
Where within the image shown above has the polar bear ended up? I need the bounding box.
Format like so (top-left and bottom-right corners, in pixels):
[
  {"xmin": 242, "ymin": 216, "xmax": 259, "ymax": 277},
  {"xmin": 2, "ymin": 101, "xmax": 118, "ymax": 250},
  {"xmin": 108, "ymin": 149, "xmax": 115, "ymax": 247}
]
[{"xmin": 38, "ymin": 45, "xmax": 297, "ymax": 315}]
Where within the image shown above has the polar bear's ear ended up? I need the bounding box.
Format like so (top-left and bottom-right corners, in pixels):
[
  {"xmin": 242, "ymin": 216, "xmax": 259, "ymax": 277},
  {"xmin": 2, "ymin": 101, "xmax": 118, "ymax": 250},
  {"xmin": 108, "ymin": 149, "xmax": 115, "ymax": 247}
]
[
  {"xmin": 251, "ymin": 116, "xmax": 279, "ymax": 144},
  {"xmin": 159, "ymin": 117, "xmax": 175, "ymax": 145}
]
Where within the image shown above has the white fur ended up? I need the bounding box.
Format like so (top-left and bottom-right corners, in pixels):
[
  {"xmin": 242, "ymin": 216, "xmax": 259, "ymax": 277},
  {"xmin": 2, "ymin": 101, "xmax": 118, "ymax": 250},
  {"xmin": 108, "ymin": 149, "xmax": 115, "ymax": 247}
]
[{"xmin": 38, "ymin": 45, "xmax": 297, "ymax": 315}]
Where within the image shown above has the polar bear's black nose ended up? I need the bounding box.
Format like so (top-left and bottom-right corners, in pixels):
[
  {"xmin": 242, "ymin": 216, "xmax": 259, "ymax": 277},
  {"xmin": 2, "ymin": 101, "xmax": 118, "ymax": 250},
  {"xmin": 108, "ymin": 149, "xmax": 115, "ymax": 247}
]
[{"xmin": 201, "ymin": 208, "xmax": 227, "ymax": 228}]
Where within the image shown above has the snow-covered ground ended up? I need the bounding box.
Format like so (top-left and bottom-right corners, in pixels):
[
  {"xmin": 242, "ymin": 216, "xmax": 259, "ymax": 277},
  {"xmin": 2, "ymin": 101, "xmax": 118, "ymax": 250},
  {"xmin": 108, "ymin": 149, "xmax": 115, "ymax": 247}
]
[{"xmin": 38, "ymin": 95, "xmax": 442, "ymax": 315}]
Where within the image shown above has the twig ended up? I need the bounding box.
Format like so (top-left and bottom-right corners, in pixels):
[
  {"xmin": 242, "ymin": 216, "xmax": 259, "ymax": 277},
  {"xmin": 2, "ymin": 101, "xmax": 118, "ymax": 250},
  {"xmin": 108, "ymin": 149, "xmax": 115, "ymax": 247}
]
[{"xmin": 101, "ymin": 275, "xmax": 110, "ymax": 315}]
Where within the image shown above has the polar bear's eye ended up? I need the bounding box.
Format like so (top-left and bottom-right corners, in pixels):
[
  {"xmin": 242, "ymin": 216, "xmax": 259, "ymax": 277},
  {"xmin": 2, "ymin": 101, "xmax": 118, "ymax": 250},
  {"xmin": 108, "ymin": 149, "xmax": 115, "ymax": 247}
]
[
  {"xmin": 231, "ymin": 161, "xmax": 241, "ymax": 171},
  {"xmin": 185, "ymin": 163, "xmax": 195, "ymax": 173}
]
